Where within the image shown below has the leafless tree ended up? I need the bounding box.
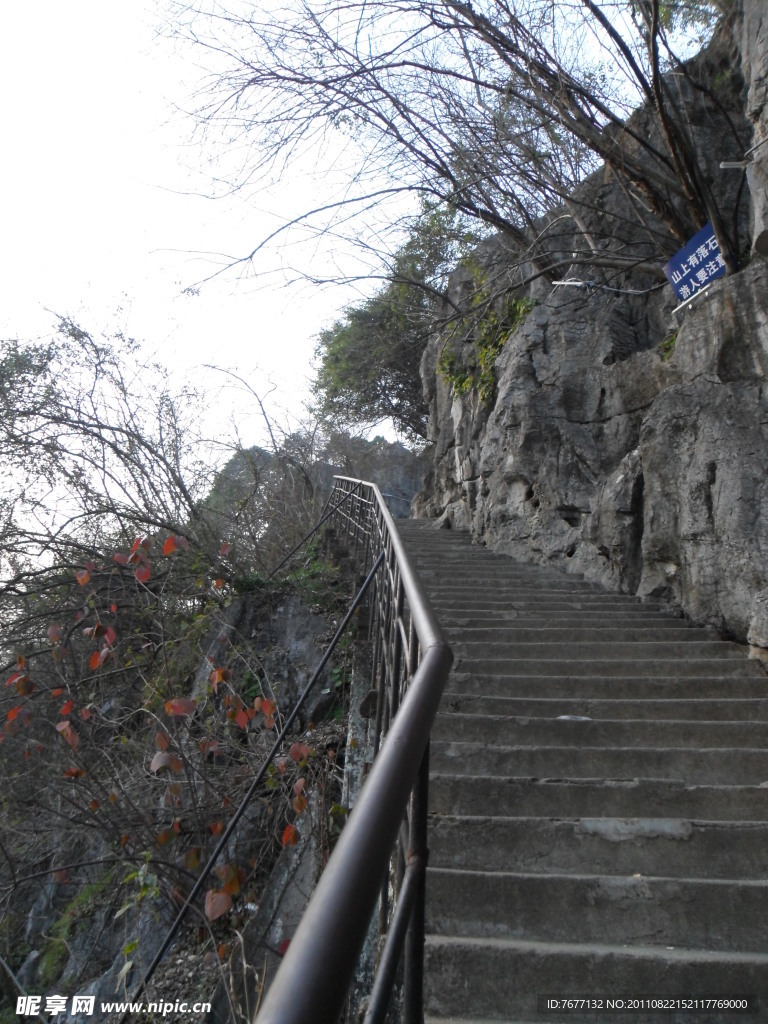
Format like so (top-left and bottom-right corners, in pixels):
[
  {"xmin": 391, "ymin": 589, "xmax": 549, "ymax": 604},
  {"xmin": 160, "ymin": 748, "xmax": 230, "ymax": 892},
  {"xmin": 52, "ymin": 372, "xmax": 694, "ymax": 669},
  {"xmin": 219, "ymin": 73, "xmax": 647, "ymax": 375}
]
[{"xmin": 169, "ymin": 0, "xmax": 746, "ymax": 286}]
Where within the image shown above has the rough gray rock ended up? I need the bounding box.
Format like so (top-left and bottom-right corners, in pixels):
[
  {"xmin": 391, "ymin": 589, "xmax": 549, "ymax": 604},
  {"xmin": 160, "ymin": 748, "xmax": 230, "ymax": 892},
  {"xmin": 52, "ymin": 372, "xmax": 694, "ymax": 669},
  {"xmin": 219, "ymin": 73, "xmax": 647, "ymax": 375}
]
[{"xmin": 416, "ymin": 259, "xmax": 768, "ymax": 644}]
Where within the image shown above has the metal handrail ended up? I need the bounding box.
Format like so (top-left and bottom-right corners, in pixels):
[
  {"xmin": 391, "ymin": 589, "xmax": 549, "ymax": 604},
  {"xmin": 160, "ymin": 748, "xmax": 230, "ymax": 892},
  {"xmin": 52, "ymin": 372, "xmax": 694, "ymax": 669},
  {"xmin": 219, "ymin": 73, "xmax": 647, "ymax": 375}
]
[{"xmin": 254, "ymin": 477, "xmax": 453, "ymax": 1024}]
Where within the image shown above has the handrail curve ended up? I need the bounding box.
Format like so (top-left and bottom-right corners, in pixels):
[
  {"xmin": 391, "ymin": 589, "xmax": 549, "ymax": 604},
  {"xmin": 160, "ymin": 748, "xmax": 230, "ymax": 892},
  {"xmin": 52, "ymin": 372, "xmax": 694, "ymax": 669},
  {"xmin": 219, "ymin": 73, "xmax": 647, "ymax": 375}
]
[{"xmin": 254, "ymin": 476, "xmax": 453, "ymax": 1024}]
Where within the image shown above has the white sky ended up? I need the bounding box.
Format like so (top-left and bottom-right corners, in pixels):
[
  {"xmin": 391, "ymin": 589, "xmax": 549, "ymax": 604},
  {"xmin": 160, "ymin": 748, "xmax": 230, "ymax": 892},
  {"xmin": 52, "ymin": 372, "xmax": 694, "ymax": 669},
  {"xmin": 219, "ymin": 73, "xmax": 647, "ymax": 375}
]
[{"xmin": 0, "ymin": 1, "xmax": 378, "ymax": 450}]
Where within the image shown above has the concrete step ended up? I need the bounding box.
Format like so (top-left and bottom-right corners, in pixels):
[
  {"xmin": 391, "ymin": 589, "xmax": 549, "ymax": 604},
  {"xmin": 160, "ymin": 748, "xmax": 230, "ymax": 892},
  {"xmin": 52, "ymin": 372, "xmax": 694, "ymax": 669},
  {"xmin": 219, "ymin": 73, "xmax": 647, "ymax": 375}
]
[
  {"xmin": 453, "ymin": 639, "xmax": 749, "ymax": 660},
  {"xmin": 425, "ymin": 1019, "xmax": 518, "ymax": 1024},
  {"xmin": 423, "ymin": 935, "xmax": 768, "ymax": 1023},
  {"xmin": 429, "ymin": 775, "xmax": 768, "ymax": 819},
  {"xmin": 440, "ymin": 613, "xmax": 689, "ymax": 628},
  {"xmin": 425, "ymin": 1019, "xmax": 516, "ymax": 1024},
  {"xmin": 430, "ymin": 599, "xmax": 675, "ymax": 614},
  {"xmin": 430, "ymin": 740, "xmax": 768, "ymax": 785},
  {"xmin": 431, "ymin": 713, "xmax": 768, "ymax": 748},
  {"xmin": 438, "ymin": 693, "xmax": 768, "ymax": 720},
  {"xmin": 426, "ymin": 868, "xmax": 768, "ymax": 952},
  {"xmin": 451, "ymin": 625, "xmax": 716, "ymax": 642},
  {"xmin": 452, "ymin": 657, "xmax": 766, "ymax": 678},
  {"xmin": 426, "ymin": 586, "xmax": 641, "ymax": 600},
  {"xmin": 446, "ymin": 670, "xmax": 768, "ymax": 698},
  {"xmin": 428, "ymin": 816, "xmax": 768, "ymax": 878},
  {"xmin": 420, "ymin": 577, "xmax": 607, "ymax": 593}
]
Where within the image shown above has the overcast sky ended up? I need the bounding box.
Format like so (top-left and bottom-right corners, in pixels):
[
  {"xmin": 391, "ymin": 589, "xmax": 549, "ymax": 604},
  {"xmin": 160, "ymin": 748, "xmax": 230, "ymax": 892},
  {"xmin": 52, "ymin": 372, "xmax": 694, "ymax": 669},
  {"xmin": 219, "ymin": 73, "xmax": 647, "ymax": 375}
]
[{"xmin": 0, "ymin": 1, "xmax": 375, "ymax": 449}]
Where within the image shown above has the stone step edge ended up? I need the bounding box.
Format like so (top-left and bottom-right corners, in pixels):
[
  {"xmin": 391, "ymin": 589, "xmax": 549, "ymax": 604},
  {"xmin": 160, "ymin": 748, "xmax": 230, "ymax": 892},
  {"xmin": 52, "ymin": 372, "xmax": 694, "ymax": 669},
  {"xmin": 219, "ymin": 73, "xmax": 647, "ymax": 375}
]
[
  {"xmin": 435, "ymin": 712, "xmax": 768, "ymax": 727},
  {"xmin": 425, "ymin": 933, "xmax": 768, "ymax": 964},
  {"xmin": 439, "ymin": 694, "xmax": 768, "ymax": 710},
  {"xmin": 425, "ymin": 1019, "xmax": 537, "ymax": 1024},
  {"xmin": 428, "ymin": 813, "xmax": 768, "ymax": 829},
  {"xmin": 430, "ymin": 742, "xmax": 768, "ymax": 758},
  {"xmin": 447, "ymin": 671, "xmax": 767, "ymax": 679},
  {"xmin": 427, "ymin": 866, "xmax": 768, "ymax": 888},
  {"xmin": 440, "ymin": 692, "xmax": 768, "ymax": 701},
  {"xmin": 429, "ymin": 771, "xmax": 767, "ymax": 791}
]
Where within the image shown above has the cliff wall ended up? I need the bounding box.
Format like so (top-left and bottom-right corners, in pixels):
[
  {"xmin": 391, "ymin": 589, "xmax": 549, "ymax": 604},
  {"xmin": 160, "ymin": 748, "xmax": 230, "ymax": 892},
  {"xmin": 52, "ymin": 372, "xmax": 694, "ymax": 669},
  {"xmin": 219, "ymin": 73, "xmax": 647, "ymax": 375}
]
[{"xmin": 415, "ymin": 2, "xmax": 768, "ymax": 647}]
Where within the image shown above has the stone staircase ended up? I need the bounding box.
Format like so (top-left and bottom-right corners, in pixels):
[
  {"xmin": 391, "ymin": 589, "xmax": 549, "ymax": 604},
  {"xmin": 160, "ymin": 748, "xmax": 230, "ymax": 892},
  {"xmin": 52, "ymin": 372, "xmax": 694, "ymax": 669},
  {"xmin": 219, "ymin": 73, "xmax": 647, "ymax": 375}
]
[{"xmin": 396, "ymin": 519, "xmax": 768, "ymax": 1024}]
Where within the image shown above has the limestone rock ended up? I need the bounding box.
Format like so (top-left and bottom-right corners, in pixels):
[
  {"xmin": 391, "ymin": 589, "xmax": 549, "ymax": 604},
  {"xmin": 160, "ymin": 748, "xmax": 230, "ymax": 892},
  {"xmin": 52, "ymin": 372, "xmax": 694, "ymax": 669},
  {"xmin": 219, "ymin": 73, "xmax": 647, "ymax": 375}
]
[{"xmin": 417, "ymin": 258, "xmax": 768, "ymax": 643}]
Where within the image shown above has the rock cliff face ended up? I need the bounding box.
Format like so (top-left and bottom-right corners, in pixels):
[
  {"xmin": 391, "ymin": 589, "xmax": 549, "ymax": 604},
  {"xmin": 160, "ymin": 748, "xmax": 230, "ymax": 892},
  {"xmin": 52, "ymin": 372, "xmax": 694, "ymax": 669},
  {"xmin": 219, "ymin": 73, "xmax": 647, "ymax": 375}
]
[{"xmin": 415, "ymin": 3, "xmax": 768, "ymax": 647}]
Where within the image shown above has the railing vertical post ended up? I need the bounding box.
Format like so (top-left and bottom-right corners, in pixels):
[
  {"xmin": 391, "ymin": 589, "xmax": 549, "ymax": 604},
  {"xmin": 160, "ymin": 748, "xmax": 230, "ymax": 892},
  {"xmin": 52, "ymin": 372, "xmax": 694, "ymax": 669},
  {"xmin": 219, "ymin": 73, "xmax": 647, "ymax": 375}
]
[{"xmin": 402, "ymin": 742, "xmax": 430, "ymax": 1024}]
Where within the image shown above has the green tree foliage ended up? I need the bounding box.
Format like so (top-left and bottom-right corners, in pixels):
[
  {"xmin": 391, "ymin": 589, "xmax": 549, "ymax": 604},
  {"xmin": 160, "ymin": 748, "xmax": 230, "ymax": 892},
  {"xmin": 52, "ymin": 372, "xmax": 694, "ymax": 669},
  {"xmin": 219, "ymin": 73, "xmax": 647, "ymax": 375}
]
[{"xmin": 312, "ymin": 205, "xmax": 479, "ymax": 441}]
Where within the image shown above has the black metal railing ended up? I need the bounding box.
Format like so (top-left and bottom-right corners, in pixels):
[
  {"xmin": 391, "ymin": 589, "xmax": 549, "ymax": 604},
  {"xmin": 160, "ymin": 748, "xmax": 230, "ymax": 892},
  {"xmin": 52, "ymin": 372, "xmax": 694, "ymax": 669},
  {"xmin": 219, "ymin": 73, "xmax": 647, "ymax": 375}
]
[{"xmin": 254, "ymin": 476, "xmax": 453, "ymax": 1024}]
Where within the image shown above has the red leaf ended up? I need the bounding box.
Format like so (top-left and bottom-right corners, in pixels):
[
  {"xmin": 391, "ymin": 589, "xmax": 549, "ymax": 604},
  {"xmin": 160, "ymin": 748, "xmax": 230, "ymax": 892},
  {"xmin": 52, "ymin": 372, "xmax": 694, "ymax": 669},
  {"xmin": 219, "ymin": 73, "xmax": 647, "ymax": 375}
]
[
  {"xmin": 220, "ymin": 542, "xmax": 232, "ymax": 557},
  {"xmin": 14, "ymin": 676, "xmax": 35, "ymax": 696},
  {"xmin": 213, "ymin": 578, "xmax": 225, "ymax": 589},
  {"xmin": 261, "ymin": 699, "xmax": 276, "ymax": 718},
  {"xmin": 135, "ymin": 565, "xmax": 151, "ymax": 584},
  {"xmin": 234, "ymin": 708, "xmax": 249, "ymax": 730},
  {"xmin": 156, "ymin": 828, "xmax": 174, "ymax": 846},
  {"xmin": 89, "ymin": 648, "xmax": 109, "ymax": 671},
  {"xmin": 199, "ymin": 738, "xmax": 220, "ymax": 759},
  {"xmin": 289, "ymin": 742, "xmax": 311, "ymax": 763},
  {"xmin": 113, "ymin": 553, "xmax": 129, "ymax": 566},
  {"xmin": 110, "ymin": 603, "xmax": 119, "ymax": 613},
  {"xmin": 56, "ymin": 721, "xmax": 79, "ymax": 750},
  {"xmin": 89, "ymin": 799, "xmax": 100, "ymax": 812},
  {"xmin": 222, "ymin": 866, "xmax": 244, "ymax": 896},
  {"xmin": 162, "ymin": 536, "xmax": 177, "ymax": 556},
  {"xmin": 6, "ymin": 705, "xmax": 24, "ymax": 723},
  {"xmin": 164, "ymin": 697, "xmax": 196, "ymax": 717},
  {"xmin": 62, "ymin": 766, "xmax": 84, "ymax": 778},
  {"xmin": 209, "ymin": 821, "xmax": 225, "ymax": 836},
  {"xmin": 60, "ymin": 700, "xmax": 74, "ymax": 716},
  {"xmin": 103, "ymin": 626, "xmax": 117, "ymax": 646},
  {"xmin": 292, "ymin": 777, "xmax": 307, "ymax": 797},
  {"xmin": 209, "ymin": 667, "xmax": 231, "ymax": 691},
  {"xmin": 204, "ymin": 889, "xmax": 232, "ymax": 922},
  {"xmin": 281, "ymin": 824, "xmax": 298, "ymax": 847},
  {"xmin": 80, "ymin": 707, "xmax": 92, "ymax": 721},
  {"xmin": 155, "ymin": 730, "xmax": 171, "ymax": 750},
  {"xmin": 292, "ymin": 793, "xmax": 308, "ymax": 814},
  {"xmin": 76, "ymin": 569, "xmax": 90, "ymax": 586},
  {"xmin": 48, "ymin": 624, "xmax": 63, "ymax": 643},
  {"xmin": 53, "ymin": 869, "xmax": 71, "ymax": 884},
  {"xmin": 130, "ymin": 537, "xmax": 147, "ymax": 555},
  {"xmin": 51, "ymin": 688, "xmax": 63, "ymax": 697}
]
